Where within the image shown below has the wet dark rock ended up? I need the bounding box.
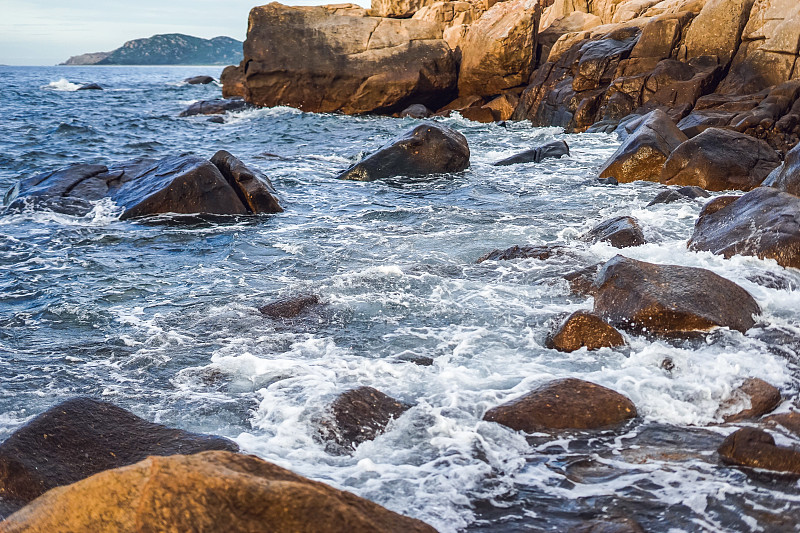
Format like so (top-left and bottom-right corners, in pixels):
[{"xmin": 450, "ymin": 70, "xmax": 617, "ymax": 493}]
[
  {"xmin": 718, "ymin": 428, "xmax": 800, "ymax": 475},
  {"xmin": 689, "ymin": 187, "xmax": 800, "ymax": 268},
  {"xmin": 564, "ymin": 264, "xmax": 601, "ymax": 296},
  {"xmin": 697, "ymin": 195, "xmax": 741, "ymax": 218},
  {"xmin": 580, "ymin": 216, "xmax": 645, "ymax": 248},
  {"xmin": 259, "ymin": 294, "xmax": 320, "ymax": 319},
  {"xmin": 395, "ymin": 354, "xmax": 434, "ymax": 366},
  {"xmin": 179, "ymin": 98, "xmax": 250, "ymax": 117},
  {"xmin": 572, "ymin": 518, "xmax": 645, "ymax": 533},
  {"xmin": 337, "ymin": 123, "xmax": 469, "ymax": 181},
  {"xmin": 492, "ymin": 140, "xmax": 570, "ymax": 166},
  {"xmin": 483, "ymin": 378, "xmax": 637, "ymax": 433},
  {"xmin": 0, "ymin": 397, "xmax": 237, "ymax": 512},
  {"xmin": 598, "ymin": 110, "xmax": 688, "ymax": 184},
  {"xmin": 647, "ymin": 186, "xmax": 710, "ymax": 206},
  {"xmin": 77, "ymin": 83, "xmax": 103, "ymax": 90},
  {"xmin": 319, "ymin": 387, "xmax": 411, "ymax": 452},
  {"xmin": 545, "ymin": 311, "xmax": 625, "ymax": 353},
  {"xmin": 719, "ymin": 378, "xmax": 782, "ymax": 422},
  {"xmin": 184, "ymin": 75, "xmax": 215, "ymax": 85},
  {"xmin": 477, "ymin": 244, "xmax": 565, "ymax": 263},
  {"xmin": 596, "ymin": 176, "xmax": 618, "ymax": 185},
  {"xmin": 766, "ymin": 412, "xmax": 800, "ymax": 436},
  {"xmin": 399, "ymin": 104, "xmax": 432, "ymax": 118},
  {"xmin": 762, "ymin": 142, "xmax": 800, "ymax": 197},
  {"xmin": 207, "ymin": 116, "xmax": 225, "ymax": 124},
  {"xmin": 210, "ymin": 150, "xmax": 282, "ymax": 214},
  {"xmin": 676, "ymin": 110, "xmax": 737, "ymax": 138},
  {"xmin": 746, "ymin": 272, "xmax": 798, "ymax": 291},
  {"xmin": 593, "ymin": 255, "xmax": 759, "ymax": 337},
  {"xmin": 660, "ymin": 128, "xmax": 781, "ymax": 191}
]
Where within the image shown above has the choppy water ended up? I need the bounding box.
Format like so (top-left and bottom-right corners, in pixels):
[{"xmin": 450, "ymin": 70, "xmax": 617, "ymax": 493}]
[{"xmin": 1, "ymin": 66, "xmax": 799, "ymax": 531}]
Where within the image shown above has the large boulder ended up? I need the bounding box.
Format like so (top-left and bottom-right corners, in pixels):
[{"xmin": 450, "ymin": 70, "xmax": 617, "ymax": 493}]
[
  {"xmin": 0, "ymin": 451, "xmax": 437, "ymax": 533},
  {"xmin": 593, "ymin": 255, "xmax": 760, "ymax": 336},
  {"xmin": 179, "ymin": 98, "xmax": 250, "ymax": 116},
  {"xmin": 483, "ymin": 378, "xmax": 637, "ymax": 432},
  {"xmin": 318, "ymin": 387, "xmax": 411, "ymax": 452},
  {"xmin": 242, "ymin": 3, "xmax": 457, "ymax": 114},
  {"xmin": 545, "ymin": 311, "xmax": 626, "ymax": 352},
  {"xmin": 763, "ymin": 141, "xmax": 800, "ymax": 196},
  {"xmin": 598, "ymin": 110, "xmax": 688, "ymax": 183},
  {"xmin": 688, "ymin": 187, "xmax": 800, "ymax": 268},
  {"xmin": 718, "ymin": 427, "xmax": 800, "ymax": 475},
  {"xmin": 337, "ymin": 123, "xmax": 469, "ymax": 181},
  {"xmin": 0, "ymin": 398, "xmax": 237, "ymax": 513},
  {"xmin": 458, "ymin": 0, "xmax": 541, "ymax": 98},
  {"xmin": 492, "ymin": 140, "xmax": 570, "ymax": 166},
  {"xmin": 4, "ymin": 151, "xmax": 282, "ymax": 220},
  {"xmin": 580, "ymin": 215, "xmax": 646, "ymax": 248},
  {"xmin": 660, "ymin": 128, "xmax": 781, "ymax": 191}
]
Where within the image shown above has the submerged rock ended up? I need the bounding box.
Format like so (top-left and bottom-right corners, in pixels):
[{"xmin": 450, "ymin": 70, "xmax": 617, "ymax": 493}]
[
  {"xmin": 259, "ymin": 294, "xmax": 320, "ymax": 319},
  {"xmin": 546, "ymin": 311, "xmax": 625, "ymax": 353},
  {"xmin": 719, "ymin": 378, "xmax": 781, "ymax": 422},
  {"xmin": 718, "ymin": 428, "xmax": 800, "ymax": 475},
  {"xmin": 598, "ymin": 110, "xmax": 688, "ymax": 184},
  {"xmin": 483, "ymin": 378, "xmax": 637, "ymax": 433},
  {"xmin": 688, "ymin": 187, "xmax": 800, "ymax": 268},
  {"xmin": 660, "ymin": 128, "xmax": 781, "ymax": 191},
  {"xmin": 0, "ymin": 451, "xmax": 437, "ymax": 533},
  {"xmin": 184, "ymin": 75, "xmax": 215, "ymax": 85},
  {"xmin": 647, "ymin": 185, "xmax": 710, "ymax": 206},
  {"xmin": 0, "ymin": 398, "xmax": 237, "ymax": 512},
  {"xmin": 477, "ymin": 244, "xmax": 565, "ymax": 263},
  {"xmin": 580, "ymin": 216, "xmax": 645, "ymax": 248},
  {"xmin": 319, "ymin": 387, "xmax": 411, "ymax": 452},
  {"xmin": 492, "ymin": 140, "xmax": 569, "ymax": 166},
  {"xmin": 77, "ymin": 83, "xmax": 103, "ymax": 90},
  {"xmin": 4, "ymin": 151, "xmax": 282, "ymax": 220},
  {"xmin": 179, "ymin": 98, "xmax": 249, "ymax": 116},
  {"xmin": 337, "ymin": 123, "xmax": 469, "ymax": 181},
  {"xmin": 593, "ymin": 255, "xmax": 759, "ymax": 336}
]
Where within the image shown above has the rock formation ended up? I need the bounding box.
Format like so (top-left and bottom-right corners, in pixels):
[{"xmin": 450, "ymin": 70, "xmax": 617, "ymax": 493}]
[{"xmin": 546, "ymin": 311, "xmax": 626, "ymax": 352}]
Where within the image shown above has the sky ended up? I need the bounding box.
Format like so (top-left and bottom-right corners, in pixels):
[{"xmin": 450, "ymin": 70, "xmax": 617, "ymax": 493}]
[{"xmin": 0, "ymin": 0, "xmax": 368, "ymax": 65}]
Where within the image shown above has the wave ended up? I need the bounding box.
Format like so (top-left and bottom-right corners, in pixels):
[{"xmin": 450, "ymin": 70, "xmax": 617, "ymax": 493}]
[{"xmin": 42, "ymin": 78, "xmax": 82, "ymax": 92}]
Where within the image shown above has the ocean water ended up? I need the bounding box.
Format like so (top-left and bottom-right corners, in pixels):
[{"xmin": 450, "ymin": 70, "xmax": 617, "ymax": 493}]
[{"xmin": 0, "ymin": 65, "xmax": 799, "ymax": 531}]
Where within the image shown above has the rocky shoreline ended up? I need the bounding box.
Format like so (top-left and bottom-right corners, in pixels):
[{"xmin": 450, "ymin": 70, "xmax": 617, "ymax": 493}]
[{"xmin": 2, "ymin": 0, "xmax": 800, "ymax": 531}]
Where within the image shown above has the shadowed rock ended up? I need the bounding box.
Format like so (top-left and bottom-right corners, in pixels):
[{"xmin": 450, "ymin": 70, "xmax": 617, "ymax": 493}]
[
  {"xmin": 647, "ymin": 186, "xmax": 710, "ymax": 206},
  {"xmin": 546, "ymin": 311, "xmax": 625, "ymax": 353},
  {"xmin": 477, "ymin": 244, "xmax": 565, "ymax": 263},
  {"xmin": 580, "ymin": 216, "xmax": 645, "ymax": 248},
  {"xmin": 689, "ymin": 187, "xmax": 800, "ymax": 268},
  {"xmin": 77, "ymin": 83, "xmax": 103, "ymax": 90},
  {"xmin": 400, "ymin": 104, "xmax": 432, "ymax": 118},
  {"xmin": 564, "ymin": 264, "xmax": 601, "ymax": 296},
  {"xmin": 210, "ymin": 150, "xmax": 283, "ymax": 214},
  {"xmin": 319, "ymin": 387, "xmax": 411, "ymax": 452},
  {"xmin": 719, "ymin": 378, "xmax": 782, "ymax": 422},
  {"xmin": 492, "ymin": 140, "xmax": 569, "ymax": 166},
  {"xmin": 766, "ymin": 412, "xmax": 800, "ymax": 436},
  {"xmin": 179, "ymin": 98, "xmax": 250, "ymax": 117},
  {"xmin": 483, "ymin": 378, "xmax": 636, "ymax": 433},
  {"xmin": 0, "ymin": 451, "xmax": 437, "ymax": 533},
  {"xmin": 763, "ymin": 141, "xmax": 800, "ymax": 197},
  {"xmin": 220, "ymin": 62, "xmax": 245, "ymax": 98},
  {"xmin": 573, "ymin": 518, "xmax": 645, "ymax": 533},
  {"xmin": 593, "ymin": 255, "xmax": 759, "ymax": 336},
  {"xmin": 0, "ymin": 398, "xmax": 237, "ymax": 513},
  {"xmin": 718, "ymin": 428, "xmax": 800, "ymax": 475},
  {"xmin": 660, "ymin": 128, "xmax": 781, "ymax": 191},
  {"xmin": 184, "ymin": 75, "xmax": 215, "ymax": 85},
  {"xmin": 259, "ymin": 294, "xmax": 320, "ymax": 319},
  {"xmin": 337, "ymin": 123, "xmax": 469, "ymax": 181}
]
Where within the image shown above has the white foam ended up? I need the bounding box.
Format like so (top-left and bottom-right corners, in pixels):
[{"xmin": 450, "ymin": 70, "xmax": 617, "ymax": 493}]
[{"xmin": 42, "ymin": 78, "xmax": 82, "ymax": 91}]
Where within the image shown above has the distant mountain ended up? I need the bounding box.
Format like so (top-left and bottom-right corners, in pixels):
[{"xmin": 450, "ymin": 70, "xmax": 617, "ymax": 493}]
[{"xmin": 60, "ymin": 34, "xmax": 243, "ymax": 66}]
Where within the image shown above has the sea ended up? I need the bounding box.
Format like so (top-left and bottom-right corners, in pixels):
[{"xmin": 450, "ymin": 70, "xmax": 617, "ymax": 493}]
[{"xmin": 1, "ymin": 65, "xmax": 799, "ymax": 532}]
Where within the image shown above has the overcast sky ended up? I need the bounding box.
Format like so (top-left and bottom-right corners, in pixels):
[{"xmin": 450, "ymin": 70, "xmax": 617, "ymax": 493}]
[{"xmin": 0, "ymin": 0, "xmax": 369, "ymax": 65}]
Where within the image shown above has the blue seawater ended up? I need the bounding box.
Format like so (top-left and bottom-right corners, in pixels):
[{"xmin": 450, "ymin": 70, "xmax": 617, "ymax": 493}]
[{"xmin": 1, "ymin": 66, "xmax": 799, "ymax": 531}]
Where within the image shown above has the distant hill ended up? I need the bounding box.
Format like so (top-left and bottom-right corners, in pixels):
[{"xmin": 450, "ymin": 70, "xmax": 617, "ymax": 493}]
[{"xmin": 60, "ymin": 34, "xmax": 242, "ymax": 66}]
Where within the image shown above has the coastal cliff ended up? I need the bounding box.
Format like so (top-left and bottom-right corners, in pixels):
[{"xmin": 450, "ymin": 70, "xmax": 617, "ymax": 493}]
[{"xmin": 61, "ymin": 34, "xmax": 243, "ymax": 66}]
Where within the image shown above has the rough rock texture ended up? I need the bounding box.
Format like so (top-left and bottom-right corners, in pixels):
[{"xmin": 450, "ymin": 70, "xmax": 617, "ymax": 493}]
[
  {"xmin": 483, "ymin": 378, "xmax": 637, "ymax": 432},
  {"xmin": 688, "ymin": 187, "xmax": 800, "ymax": 268},
  {"xmin": 718, "ymin": 427, "xmax": 800, "ymax": 474},
  {"xmin": 458, "ymin": 0, "xmax": 541, "ymax": 98},
  {"xmin": 718, "ymin": 377, "xmax": 781, "ymax": 422},
  {"xmin": 647, "ymin": 185, "xmax": 710, "ymax": 206},
  {"xmin": 221, "ymin": 63, "xmax": 246, "ymax": 98},
  {"xmin": 593, "ymin": 255, "xmax": 760, "ymax": 336},
  {"xmin": 598, "ymin": 110, "xmax": 688, "ymax": 183},
  {"xmin": 763, "ymin": 141, "xmax": 800, "ymax": 196},
  {"xmin": 546, "ymin": 311, "xmax": 626, "ymax": 352},
  {"xmin": 319, "ymin": 387, "xmax": 411, "ymax": 452},
  {"xmin": 492, "ymin": 140, "xmax": 570, "ymax": 165},
  {"xmin": 564, "ymin": 264, "xmax": 602, "ymax": 296},
  {"xmin": 259, "ymin": 294, "xmax": 320, "ymax": 319},
  {"xmin": 371, "ymin": 0, "xmax": 439, "ymax": 18},
  {"xmin": 660, "ymin": 128, "xmax": 781, "ymax": 191},
  {"xmin": 0, "ymin": 451, "xmax": 437, "ymax": 533},
  {"xmin": 0, "ymin": 398, "xmax": 237, "ymax": 512},
  {"xmin": 681, "ymin": 0, "xmax": 755, "ymax": 66},
  {"xmin": 179, "ymin": 98, "xmax": 250, "ymax": 116},
  {"xmin": 477, "ymin": 244, "xmax": 566, "ymax": 262},
  {"xmin": 241, "ymin": 3, "xmax": 457, "ymax": 115},
  {"xmin": 4, "ymin": 151, "xmax": 282, "ymax": 220},
  {"xmin": 580, "ymin": 216, "xmax": 646, "ymax": 247},
  {"xmin": 337, "ymin": 123, "xmax": 469, "ymax": 181}
]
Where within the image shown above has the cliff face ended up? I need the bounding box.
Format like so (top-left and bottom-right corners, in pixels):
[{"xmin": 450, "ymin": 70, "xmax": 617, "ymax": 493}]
[{"xmin": 61, "ymin": 34, "xmax": 243, "ymax": 66}]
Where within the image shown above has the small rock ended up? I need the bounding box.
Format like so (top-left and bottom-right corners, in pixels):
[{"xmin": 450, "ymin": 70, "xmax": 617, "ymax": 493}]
[
  {"xmin": 564, "ymin": 264, "xmax": 601, "ymax": 296},
  {"xmin": 483, "ymin": 378, "xmax": 637, "ymax": 433},
  {"xmin": 492, "ymin": 140, "xmax": 570, "ymax": 166},
  {"xmin": 765, "ymin": 412, "xmax": 800, "ymax": 436},
  {"xmin": 207, "ymin": 116, "xmax": 225, "ymax": 124},
  {"xmin": 477, "ymin": 244, "xmax": 565, "ymax": 263},
  {"xmin": 399, "ymin": 104, "xmax": 431, "ymax": 118},
  {"xmin": 184, "ymin": 75, "xmax": 215, "ymax": 85},
  {"xmin": 179, "ymin": 98, "xmax": 250, "ymax": 117},
  {"xmin": 718, "ymin": 428, "xmax": 800, "ymax": 475},
  {"xmin": 580, "ymin": 216, "xmax": 645, "ymax": 248},
  {"xmin": 647, "ymin": 186, "xmax": 710, "ymax": 206},
  {"xmin": 719, "ymin": 378, "xmax": 782, "ymax": 422},
  {"xmin": 259, "ymin": 294, "xmax": 320, "ymax": 319},
  {"xmin": 545, "ymin": 311, "xmax": 625, "ymax": 353},
  {"xmin": 319, "ymin": 387, "xmax": 411, "ymax": 452},
  {"xmin": 77, "ymin": 83, "xmax": 103, "ymax": 90},
  {"xmin": 572, "ymin": 517, "xmax": 645, "ymax": 533},
  {"xmin": 597, "ymin": 177, "xmax": 619, "ymax": 185},
  {"xmin": 337, "ymin": 123, "xmax": 469, "ymax": 181}
]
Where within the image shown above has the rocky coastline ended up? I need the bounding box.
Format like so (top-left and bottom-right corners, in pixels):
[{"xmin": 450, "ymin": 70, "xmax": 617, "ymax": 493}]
[{"xmin": 2, "ymin": 0, "xmax": 800, "ymax": 531}]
